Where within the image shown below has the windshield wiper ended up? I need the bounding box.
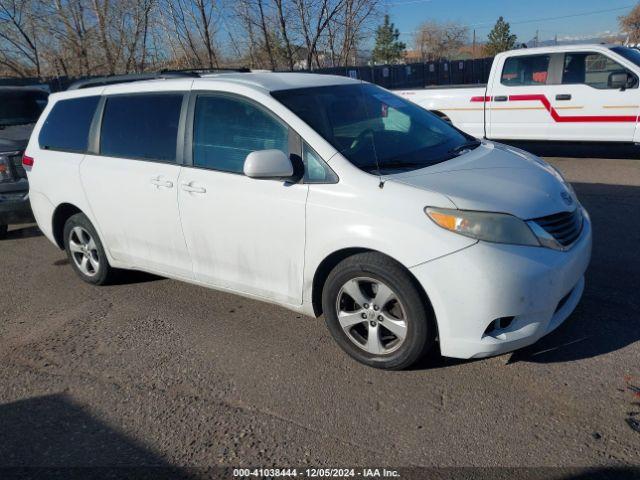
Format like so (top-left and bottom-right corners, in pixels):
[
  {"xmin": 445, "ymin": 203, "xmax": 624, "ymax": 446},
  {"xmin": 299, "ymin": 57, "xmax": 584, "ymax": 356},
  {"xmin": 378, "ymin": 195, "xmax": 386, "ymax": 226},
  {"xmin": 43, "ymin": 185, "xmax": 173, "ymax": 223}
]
[{"xmin": 448, "ymin": 140, "xmax": 481, "ymax": 156}]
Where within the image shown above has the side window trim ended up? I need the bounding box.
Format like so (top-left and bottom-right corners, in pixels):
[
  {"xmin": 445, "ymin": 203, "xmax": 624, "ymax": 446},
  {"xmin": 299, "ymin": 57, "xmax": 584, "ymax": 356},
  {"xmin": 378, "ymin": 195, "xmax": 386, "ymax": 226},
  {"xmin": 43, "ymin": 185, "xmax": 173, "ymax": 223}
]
[{"xmin": 89, "ymin": 91, "xmax": 188, "ymax": 164}]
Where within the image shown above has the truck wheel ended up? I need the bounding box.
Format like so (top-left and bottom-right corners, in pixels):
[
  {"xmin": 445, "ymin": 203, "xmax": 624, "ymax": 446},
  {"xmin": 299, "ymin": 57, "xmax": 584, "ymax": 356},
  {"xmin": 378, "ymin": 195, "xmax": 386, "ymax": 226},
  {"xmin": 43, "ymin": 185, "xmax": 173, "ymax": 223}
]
[
  {"xmin": 63, "ymin": 213, "xmax": 115, "ymax": 285},
  {"xmin": 322, "ymin": 252, "xmax": 434, "ymax": 370},
  {"xmin": 0, "ymin": 224, "xmax": 7, "ymax": 240}
]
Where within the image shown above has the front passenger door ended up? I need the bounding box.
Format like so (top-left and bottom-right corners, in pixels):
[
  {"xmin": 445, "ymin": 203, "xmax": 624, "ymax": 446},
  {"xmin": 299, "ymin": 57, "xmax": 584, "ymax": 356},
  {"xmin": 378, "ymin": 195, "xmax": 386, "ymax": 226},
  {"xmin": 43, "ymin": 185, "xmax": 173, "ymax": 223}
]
[{"xmin": 178, "ymin": 93, "xmax": 308, "ymax": 306}]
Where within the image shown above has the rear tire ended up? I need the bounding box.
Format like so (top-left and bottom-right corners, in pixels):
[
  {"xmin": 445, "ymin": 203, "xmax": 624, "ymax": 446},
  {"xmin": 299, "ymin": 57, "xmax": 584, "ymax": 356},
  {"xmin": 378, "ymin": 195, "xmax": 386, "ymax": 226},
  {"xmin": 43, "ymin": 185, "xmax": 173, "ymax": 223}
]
[
  {"xmin": 322, "ymin": 252, "xmax": 434, "ymax": 370},
  {"xmin": 0, "ymin": 224, "xmax": 7, "ymax": 240},
  {"xmin": 63, "ymin": 213, "xmax": 115, "ymax": 285}
]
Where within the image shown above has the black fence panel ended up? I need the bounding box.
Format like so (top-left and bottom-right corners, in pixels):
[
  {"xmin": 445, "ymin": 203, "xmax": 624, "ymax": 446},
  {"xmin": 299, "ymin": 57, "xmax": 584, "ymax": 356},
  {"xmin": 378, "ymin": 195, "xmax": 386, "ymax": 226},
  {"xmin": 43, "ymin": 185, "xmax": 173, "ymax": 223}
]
[
  {"xmin": 450, "ymin": 60, "xmax": 465, "ymax": 85},
  {"xmin": 0, "ymin": 56, "xmax": 496, "ymax": 93},
  {"xmin": 424, "ymin": 62, "xmax": 438, "ymax": 86},
  {"xmin": 437, "ymin": 60, "xmax": 451, "ymax": 85}
]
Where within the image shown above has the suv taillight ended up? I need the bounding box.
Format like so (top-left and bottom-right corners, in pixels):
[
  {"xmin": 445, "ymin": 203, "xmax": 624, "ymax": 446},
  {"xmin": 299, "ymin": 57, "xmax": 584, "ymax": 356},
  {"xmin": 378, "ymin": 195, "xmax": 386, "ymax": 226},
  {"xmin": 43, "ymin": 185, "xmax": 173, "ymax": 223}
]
[
  {"xmin": 22, "ymin": 155, "xmax": 34, "ymax": 167},
  {"xmin": 0, "ymin": 154, "xmax": 13, "ymax": 182}
]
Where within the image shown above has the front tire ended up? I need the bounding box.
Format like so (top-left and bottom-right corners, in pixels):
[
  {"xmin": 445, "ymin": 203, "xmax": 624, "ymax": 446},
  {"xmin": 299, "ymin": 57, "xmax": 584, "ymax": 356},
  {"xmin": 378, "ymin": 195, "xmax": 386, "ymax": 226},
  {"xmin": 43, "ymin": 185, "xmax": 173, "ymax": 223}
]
[
  {"xmin": 63, "ymin": 213, "xmax": 114, "ymax": 285},
  {"xmin": 322, "ymin": 252, "xmax": 434, "ymax": 370},
  {"xmin": 0, "ymin": 224, "xmax": 7, "ymax": 240}
]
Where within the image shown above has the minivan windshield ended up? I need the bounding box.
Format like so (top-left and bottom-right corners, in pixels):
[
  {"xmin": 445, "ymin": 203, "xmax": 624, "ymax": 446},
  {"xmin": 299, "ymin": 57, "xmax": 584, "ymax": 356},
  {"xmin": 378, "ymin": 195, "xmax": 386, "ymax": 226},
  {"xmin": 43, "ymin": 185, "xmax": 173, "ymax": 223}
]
[
  {"xmin": 0, "ymin": 90, "xmax": 48, "ymax": 127},
  {"xmin": 272, "ymin": 83, "xmax": 477, "ymax": 174}
]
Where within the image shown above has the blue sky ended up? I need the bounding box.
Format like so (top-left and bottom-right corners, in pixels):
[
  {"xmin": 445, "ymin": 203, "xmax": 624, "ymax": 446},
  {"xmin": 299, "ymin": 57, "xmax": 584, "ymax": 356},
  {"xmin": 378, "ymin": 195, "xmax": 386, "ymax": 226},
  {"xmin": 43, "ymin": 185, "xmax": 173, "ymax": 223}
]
[{"xmin": 385, "ymin": 0, "xmax": 637, "ymax": 45}]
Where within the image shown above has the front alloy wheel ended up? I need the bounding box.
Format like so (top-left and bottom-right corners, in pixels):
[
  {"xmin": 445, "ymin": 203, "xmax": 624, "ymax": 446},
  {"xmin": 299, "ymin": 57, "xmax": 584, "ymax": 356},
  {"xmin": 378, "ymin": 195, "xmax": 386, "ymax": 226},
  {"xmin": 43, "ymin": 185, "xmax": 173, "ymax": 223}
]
[
  {"xmin": 336, "ymin": 277, "xmax": 408, "ymax": 355},
  {"xmin": 322, "ymin": 252, "xmax": 434, "ymax": 370}
]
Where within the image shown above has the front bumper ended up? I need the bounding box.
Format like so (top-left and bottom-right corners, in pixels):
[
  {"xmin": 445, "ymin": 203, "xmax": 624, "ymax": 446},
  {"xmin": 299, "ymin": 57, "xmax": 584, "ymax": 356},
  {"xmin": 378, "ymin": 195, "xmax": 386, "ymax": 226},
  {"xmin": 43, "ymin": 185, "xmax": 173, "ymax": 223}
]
[
  {"xmin": 410, "ymin": 210, "xmax": 592, "ymax": 359},
  {"xmin": 0, "ymin": 189, "xmax": 34, "ymax": 225}
]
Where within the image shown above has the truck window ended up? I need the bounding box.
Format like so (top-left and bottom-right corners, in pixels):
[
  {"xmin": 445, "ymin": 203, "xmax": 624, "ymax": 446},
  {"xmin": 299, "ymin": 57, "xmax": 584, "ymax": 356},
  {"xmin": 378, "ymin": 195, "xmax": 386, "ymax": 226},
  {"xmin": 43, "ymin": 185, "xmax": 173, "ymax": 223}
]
[
  {"xmin": 100, "ymin": 94, "xmax": 184, "ymax": 162},
  {"xmin": 501, "ymin": 55, "xmax": 550, "ymax": 86},
  {"xmin": 39, "ymin": 96, "xmax": 99, "ymax": 153},
  {"xmin": 562, "ymin": 52, "xmax": 633, "ymax": 89}
]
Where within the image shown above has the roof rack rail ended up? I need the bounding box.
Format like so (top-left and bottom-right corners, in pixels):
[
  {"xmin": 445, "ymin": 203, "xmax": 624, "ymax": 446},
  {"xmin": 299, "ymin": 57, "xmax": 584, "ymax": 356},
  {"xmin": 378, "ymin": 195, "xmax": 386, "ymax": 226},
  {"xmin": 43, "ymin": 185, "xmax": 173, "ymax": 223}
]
[
  {"xmin": 159, "ymin": 67, "xmax": 251, "ymax": 75},
  {"xmin": 67, "ymin": 72, "xmax": 198, "ymax": 90}
]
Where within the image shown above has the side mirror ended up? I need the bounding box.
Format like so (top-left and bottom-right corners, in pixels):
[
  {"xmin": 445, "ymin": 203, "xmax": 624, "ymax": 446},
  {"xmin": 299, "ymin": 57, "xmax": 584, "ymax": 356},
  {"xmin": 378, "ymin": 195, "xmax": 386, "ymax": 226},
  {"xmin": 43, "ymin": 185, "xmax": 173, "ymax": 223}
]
[
  {"xmin": 243, "ymin": 149, "xmax": 293, "ymax": 179},
  {"xmin": 608, "ymin": 71, "xmax": 632, "ymax": 90}
]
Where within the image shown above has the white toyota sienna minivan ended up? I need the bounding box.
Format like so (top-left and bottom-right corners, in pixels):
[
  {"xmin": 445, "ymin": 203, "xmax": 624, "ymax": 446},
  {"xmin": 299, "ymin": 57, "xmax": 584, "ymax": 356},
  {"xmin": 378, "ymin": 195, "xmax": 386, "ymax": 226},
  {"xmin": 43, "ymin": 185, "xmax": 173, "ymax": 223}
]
[{"xmin": 24, "ymin": 73, "xmax": 592, "ymax": 369}]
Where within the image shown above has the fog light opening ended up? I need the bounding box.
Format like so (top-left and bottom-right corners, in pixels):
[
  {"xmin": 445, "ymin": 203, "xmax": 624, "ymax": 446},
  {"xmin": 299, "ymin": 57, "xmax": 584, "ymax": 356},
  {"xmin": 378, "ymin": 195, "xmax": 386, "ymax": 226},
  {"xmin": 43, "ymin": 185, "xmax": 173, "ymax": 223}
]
[{"xmin": 484, "ymin": 316, "xmax": 516, "ymax": 337}]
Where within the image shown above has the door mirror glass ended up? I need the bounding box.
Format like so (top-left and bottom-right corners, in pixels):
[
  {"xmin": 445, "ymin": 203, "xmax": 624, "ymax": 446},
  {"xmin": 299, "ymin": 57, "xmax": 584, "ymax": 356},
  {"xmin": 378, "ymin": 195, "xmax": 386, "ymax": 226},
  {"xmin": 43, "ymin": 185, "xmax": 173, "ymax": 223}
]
[
  {"xmin": 608, "ymin": 71, "xmax": 632, "ymax": 90},
  {"xmin": 244, "ymin": 149, "xmax": 293, "ymax": 179}
]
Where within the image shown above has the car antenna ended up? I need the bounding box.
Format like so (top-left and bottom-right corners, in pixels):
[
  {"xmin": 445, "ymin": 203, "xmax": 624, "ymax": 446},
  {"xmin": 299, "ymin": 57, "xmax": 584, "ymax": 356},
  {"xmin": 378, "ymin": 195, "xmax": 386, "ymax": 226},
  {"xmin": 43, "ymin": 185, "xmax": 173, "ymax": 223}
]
[{"xmin": 358, "ymin": 77, "xmax": 385, "ymax": 189}]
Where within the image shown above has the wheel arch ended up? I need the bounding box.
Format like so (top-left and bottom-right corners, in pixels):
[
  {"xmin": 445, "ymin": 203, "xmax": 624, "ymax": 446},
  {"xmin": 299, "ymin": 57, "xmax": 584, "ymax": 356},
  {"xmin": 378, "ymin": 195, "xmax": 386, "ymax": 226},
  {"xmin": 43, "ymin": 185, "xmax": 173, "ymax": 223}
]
[
  {"xmin": 311, "ymin": 248, "xmax": 437, "ymax": 335},
  {"xmin": 51, "ymin": 203, "xmax": 83, "ymax": 249}
]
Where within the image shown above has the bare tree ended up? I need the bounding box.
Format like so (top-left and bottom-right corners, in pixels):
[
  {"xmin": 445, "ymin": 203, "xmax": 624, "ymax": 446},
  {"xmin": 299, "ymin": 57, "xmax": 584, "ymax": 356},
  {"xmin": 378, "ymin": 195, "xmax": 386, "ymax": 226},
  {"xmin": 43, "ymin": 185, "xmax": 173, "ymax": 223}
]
[
  {"xmin": 161, "ymin": 0, "xmax": 219, "ymax": 69},
  {"xmin": 0, "ymin": 0, "xmax": 42, "ymax": 76},
  {"xmin": 413, "ymin": 21, "xmax": 468, "ymax": 62},
  {"xmin": 620, "ymin": 4, "xmax": 640, "ymax": 44}
]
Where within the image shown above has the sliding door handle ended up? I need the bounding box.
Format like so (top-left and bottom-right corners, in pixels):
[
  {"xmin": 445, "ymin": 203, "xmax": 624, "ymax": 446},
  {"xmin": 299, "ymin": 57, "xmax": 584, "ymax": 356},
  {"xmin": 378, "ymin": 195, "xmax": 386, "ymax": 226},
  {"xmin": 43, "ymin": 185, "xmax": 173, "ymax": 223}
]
[
  {"xmin": 181, "ymin": 182, "xmax": 207, "ymax": 194},
  {"xmin": 493, "ymin": 95, "xmax": 508, "ymax": 102},
  {"xmin": 555, "ymin": 94, "xmax": 572, "ymax": 101}
]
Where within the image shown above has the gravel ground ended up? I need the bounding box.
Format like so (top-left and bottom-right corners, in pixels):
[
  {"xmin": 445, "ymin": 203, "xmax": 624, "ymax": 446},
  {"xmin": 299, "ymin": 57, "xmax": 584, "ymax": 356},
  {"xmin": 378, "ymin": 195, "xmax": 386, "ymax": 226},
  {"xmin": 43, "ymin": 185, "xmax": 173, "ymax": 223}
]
[{"xmin": 0, "ymin": 153, "xmax": 639, "ymax": 477}]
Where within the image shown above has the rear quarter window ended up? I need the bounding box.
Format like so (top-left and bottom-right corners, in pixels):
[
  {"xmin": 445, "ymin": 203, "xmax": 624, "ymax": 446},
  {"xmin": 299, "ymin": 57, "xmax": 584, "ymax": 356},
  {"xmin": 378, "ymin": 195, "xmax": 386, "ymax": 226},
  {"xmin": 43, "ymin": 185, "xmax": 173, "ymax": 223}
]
[{"xmin": 38, "ymin": 96, "xmax": 100, "ymax": 152}]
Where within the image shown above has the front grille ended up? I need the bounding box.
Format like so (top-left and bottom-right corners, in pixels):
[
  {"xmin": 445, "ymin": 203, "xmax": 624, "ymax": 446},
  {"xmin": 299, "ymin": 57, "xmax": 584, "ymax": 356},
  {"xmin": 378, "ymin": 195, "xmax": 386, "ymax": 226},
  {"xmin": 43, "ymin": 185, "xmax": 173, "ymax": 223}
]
[{"xmin": 533, "ymin": 208, "xmax": 583, "ymax": 247}]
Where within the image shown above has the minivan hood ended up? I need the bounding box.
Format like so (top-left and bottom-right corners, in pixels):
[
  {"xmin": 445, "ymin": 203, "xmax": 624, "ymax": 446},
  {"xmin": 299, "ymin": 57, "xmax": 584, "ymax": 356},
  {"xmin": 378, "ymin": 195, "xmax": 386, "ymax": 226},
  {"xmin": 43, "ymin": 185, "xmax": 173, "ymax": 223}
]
[
  {"xmin": 388, "ymin": 142, "xmax": 576, "ymax": 220},
  {"xmin": 0, "ymin": 123, "xmax": 34, "ymax": 152}
]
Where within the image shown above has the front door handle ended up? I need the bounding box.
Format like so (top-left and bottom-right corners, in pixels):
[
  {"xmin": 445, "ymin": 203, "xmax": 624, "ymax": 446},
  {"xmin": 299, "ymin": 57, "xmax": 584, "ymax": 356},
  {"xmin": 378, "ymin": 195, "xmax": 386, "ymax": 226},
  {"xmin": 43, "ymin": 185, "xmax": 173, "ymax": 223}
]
[
  {"xmin": 150, "ymin": 177, "xmax": 173, "ymax": 188},
  {"xmin": 493, "ymin": 95, "xmax": 508, "ymax": 102},
  {"xmin": 181, "ymin": 182, "xmax": 207, "ymax": 194},
  {"xmin": 555, "ymin": 94, "xmax": 572, "ymax": 101}
]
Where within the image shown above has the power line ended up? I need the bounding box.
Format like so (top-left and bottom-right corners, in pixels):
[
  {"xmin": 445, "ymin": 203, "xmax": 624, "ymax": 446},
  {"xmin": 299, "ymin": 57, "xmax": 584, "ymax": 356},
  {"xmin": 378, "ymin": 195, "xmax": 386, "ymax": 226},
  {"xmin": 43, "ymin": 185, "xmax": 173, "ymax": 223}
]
[{"xmin": 394, "ymin": 4, "xmax": 635, "ymax": 35}]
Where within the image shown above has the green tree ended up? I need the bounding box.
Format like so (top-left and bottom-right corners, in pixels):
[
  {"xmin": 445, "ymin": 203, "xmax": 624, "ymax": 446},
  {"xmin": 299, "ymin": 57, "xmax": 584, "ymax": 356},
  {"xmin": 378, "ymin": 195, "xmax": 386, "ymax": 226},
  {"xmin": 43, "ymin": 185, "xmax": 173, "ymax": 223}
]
[
  {"xmin": 372, "ymin": 14, "xmax": 406, "ymax": 64},
  {"xmin": 484, "ymin": 16, "xmax": 517, "ymax": 57}
]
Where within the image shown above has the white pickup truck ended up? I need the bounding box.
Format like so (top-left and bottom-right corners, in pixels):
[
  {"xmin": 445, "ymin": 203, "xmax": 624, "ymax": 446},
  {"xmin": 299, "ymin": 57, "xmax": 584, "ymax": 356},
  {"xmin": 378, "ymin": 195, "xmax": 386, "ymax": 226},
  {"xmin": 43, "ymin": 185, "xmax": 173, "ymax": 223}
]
[{"xmin": 397, "ymin": 44, "xmax": 640, "ymax": 143}]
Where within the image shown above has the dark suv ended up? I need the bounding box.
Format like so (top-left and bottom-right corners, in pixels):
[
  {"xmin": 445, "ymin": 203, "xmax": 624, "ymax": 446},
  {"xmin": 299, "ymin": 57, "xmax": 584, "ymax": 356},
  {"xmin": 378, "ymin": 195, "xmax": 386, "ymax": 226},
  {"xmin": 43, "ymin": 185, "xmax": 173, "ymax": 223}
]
[{"xmin": 0, "ymin": 86, "xmax": 48, "ymax": 239}]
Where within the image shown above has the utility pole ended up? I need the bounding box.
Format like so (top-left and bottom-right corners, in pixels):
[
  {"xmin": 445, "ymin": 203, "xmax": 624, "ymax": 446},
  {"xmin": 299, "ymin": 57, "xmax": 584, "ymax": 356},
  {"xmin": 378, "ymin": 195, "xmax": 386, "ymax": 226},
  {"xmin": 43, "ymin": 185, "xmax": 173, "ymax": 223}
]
[{"xmin": 472, "ymin": 29, "xmax": 476, "ymax": 59}]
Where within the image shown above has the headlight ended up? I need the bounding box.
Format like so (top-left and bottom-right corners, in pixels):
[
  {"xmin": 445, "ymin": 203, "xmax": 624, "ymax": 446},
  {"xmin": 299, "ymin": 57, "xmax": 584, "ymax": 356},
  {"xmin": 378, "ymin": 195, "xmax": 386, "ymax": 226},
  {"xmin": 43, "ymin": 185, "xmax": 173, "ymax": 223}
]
[{"xmin": 425, "ymin": 207, "xmax": 540, "ymax": 246}]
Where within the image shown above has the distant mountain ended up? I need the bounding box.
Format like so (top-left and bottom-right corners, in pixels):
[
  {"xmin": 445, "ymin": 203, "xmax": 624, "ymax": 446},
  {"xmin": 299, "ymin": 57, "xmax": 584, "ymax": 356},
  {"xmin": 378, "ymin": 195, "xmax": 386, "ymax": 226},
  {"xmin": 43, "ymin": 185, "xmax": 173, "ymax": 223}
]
[{"xmin": 524, "ymin": 33, "xmax": 625, "ymax": 48}]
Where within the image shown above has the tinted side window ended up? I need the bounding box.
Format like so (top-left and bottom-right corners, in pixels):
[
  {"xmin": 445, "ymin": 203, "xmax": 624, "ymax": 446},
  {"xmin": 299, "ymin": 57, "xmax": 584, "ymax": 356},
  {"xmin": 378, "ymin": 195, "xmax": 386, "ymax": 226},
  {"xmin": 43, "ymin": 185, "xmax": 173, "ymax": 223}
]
[
  {"xmin": 39, "ymin": 96, "xmax": 99, "ymax": 152},
  {"xmin": 193, "ymin": 95, "xmax": 288, "ymax": 174},
  {"xmin": 100, "ymin": 94, "xmax": 183, "ymax": 162},
  {"xmin": 501, "ymin": 55, "xmax": 550, "ymax": 86},
  {"xmin": 562, "ymin": 52, "xmax": 632, "ymax": 89}
]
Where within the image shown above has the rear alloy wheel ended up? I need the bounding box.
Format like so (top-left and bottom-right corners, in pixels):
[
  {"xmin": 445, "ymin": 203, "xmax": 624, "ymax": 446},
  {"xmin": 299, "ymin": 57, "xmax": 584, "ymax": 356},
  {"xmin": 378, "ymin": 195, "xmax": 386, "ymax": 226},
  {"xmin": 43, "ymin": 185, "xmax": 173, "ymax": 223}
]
[
  {"xmin": 323, "ymin": 252, "xmax": 434, "ymax": 370},
  {"xmin": 63, "ymin": 213, "xmax": 114, "ymax": 285}
]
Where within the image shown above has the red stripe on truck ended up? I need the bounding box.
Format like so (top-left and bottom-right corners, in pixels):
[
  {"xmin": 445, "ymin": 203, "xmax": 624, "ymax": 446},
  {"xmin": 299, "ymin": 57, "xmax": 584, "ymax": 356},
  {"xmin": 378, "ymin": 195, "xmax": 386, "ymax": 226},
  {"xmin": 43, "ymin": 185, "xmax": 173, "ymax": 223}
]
[
  {"xmin": 508, "ymin": 94, "xmax": 637, "ymax": 123},
  {"xmin": 468, "ymin": 93, "xmax": 637, "ymax": 123}
]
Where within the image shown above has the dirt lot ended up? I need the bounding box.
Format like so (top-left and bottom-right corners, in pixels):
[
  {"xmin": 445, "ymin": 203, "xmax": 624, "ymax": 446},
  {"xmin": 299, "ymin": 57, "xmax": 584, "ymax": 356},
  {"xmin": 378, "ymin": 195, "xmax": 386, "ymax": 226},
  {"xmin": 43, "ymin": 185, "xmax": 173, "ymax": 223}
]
[{"xmin": 1, "ymin": 151, "xmax": 639, "ymax": 478}]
